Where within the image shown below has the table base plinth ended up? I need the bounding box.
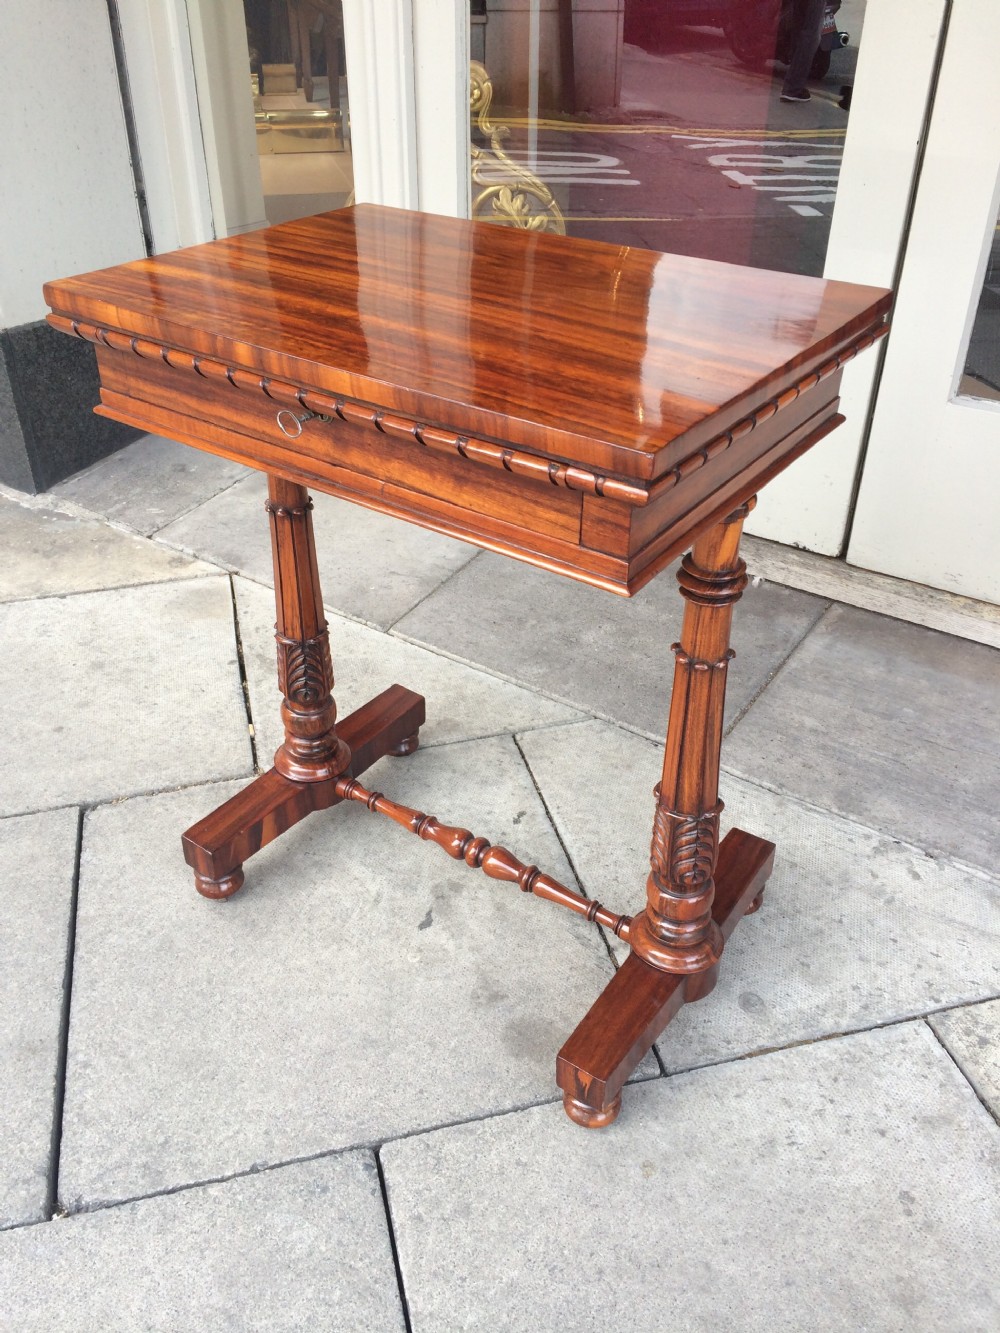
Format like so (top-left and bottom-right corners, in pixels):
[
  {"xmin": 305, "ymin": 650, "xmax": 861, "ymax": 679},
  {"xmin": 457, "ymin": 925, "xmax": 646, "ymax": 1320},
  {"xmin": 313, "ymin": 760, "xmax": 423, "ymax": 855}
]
[
  {"xmin": 181, "ymin": 683, "xmax": 427, "ymax": 897},
  {"xmin": 556, "ymin": 828, "xmax": 775, "ymax": 1127}
]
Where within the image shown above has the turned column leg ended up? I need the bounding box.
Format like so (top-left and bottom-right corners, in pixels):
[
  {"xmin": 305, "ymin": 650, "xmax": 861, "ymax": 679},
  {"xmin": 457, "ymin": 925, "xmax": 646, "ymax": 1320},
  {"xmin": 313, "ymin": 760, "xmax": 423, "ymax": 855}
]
[
  {"xmin": 183, "ymin": 475, "xmax": 426, "ymax": 899},
  {"xmin": 267, "ymin": 475, "xmax": 352, "ymax": 785},
  {"xmin": 557, "ymin": 500, "xmax": 775, "ymax": 1130},
  {"xmin": 628, "ymin": 500, "xmax": 754, "ymax": 980}
]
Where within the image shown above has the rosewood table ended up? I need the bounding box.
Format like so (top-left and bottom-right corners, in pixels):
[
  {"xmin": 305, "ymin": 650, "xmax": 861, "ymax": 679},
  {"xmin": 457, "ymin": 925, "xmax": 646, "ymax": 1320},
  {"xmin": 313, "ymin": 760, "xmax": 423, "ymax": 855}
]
[{"xmin": 44, "ymin": 206, "xmax": 890, "ymax": 1128}]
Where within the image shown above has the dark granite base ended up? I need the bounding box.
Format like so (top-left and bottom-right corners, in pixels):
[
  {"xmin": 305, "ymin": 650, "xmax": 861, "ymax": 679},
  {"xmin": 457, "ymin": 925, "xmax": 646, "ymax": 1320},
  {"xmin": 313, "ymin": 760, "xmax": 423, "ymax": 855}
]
[{"xmin": 0, "ymin": 320, "xmax": 140, "ymax": 493}]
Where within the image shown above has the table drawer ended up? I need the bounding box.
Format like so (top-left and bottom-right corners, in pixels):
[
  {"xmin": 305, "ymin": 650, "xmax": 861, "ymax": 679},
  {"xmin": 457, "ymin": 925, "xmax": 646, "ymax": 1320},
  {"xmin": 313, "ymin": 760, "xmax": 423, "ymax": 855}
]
[{"xmin": 97, "ymin": 342, "xmax": 585, "ymax": 547}]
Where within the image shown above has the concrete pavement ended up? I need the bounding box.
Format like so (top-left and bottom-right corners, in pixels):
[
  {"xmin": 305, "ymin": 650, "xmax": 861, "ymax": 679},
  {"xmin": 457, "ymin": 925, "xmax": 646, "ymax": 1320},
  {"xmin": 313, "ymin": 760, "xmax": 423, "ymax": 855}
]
[{"xmin": 1, "ymin": 431, "xmax": 998, "ymax": 1329}]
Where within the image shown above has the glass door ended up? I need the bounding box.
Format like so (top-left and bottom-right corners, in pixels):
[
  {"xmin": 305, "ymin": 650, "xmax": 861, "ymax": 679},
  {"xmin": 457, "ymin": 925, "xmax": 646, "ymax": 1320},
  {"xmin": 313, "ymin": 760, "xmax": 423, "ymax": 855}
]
[{"xmin": 178, "ymin": 0, "xmax": 467, "ymax": 226}]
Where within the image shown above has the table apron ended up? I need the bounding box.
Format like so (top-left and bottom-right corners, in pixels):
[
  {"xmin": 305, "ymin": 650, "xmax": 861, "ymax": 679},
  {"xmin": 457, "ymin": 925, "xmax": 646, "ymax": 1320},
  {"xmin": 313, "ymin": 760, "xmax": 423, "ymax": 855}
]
[{"xmin": 93, "ymin": 346, "xmax": 842, "ymax": 596}]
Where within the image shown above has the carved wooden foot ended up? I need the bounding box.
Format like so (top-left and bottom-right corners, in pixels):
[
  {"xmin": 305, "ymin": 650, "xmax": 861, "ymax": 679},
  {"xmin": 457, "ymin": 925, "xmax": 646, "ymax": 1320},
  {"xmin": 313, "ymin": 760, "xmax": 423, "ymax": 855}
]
[
  {"xmin": 183, "ymin": 684, "xmax": 426, "ymax": 897},
  {"xmin": 193, "ymin": 867, "xmax": 245, "ymax": 900},
  {"xmin": 388, "ymin": 733, "xmax": 420, "ymax": 757},
  {"xmin": 563, "ymin": 1092, "xmax": 622, "ymax": 1130},
  {"xmin": 745, "ymin": 888, "xmax": 766, "ymax": 915},
  {"xmin": 556, "ymin": 829, "xmax": 774, "ymax": 1127}
]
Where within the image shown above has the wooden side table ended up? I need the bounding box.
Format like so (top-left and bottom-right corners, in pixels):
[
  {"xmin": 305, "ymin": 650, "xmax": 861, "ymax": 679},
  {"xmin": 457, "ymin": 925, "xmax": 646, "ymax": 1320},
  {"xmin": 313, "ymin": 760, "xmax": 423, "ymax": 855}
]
[{"xmin": 44, "ymin": 206, "xmax": 890, "ymax": 1127}]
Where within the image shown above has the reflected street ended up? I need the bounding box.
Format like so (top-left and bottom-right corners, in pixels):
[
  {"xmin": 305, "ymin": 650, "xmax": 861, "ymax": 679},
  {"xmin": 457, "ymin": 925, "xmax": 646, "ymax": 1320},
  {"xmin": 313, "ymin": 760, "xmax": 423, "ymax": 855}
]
[{"xmin": 473, "ymin": 5, "xmax": 863, "ymax": 277}]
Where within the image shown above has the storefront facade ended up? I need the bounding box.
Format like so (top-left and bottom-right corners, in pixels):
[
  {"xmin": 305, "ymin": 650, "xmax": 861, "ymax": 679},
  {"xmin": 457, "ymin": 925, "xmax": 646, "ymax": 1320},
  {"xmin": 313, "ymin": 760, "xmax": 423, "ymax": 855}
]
[{"xmin": 3, "ymin": 0, "xmax": 998, "ymax": 603}]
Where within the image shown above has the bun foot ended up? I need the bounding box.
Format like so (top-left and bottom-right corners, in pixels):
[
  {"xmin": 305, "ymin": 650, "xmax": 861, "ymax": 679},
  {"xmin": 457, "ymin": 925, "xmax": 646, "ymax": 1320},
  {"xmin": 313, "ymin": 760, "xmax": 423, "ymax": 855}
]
[
  {"xmin": 745, "ymin": 888, "xmax": 766, "ymax": 915},
  {"xmin": 562, "ymin": 1092, "xmax": 622, "ymax": 1129},
  {"xmin": 388, "ymin": 732, "xmax": 420, "ymax": 757},
  {"xmin": 194, "ymin": 866, "xmax": 245, "ymax": 900}
]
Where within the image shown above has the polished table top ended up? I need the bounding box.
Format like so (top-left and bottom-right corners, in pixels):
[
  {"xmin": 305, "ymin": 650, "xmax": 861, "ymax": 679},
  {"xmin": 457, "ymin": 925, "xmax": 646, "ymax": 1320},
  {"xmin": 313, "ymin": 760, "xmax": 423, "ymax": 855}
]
[
  {"xmin": 44, "ymin": 206, "xmax": 891, "ymax": 594},
  {"xmin": 44, "ymin": 205, "xmax": 891, "ymax": 483}
]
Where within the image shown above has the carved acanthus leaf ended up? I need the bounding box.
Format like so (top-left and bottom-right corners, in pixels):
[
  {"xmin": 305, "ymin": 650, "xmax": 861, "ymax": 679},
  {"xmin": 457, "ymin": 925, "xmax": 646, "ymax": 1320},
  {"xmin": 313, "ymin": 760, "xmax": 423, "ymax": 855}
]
[
  {"xmin": 649, "ymin": 797, "xmax": 722, "ymax": 893},
  {"xmin": 276, "ymin": 634, "xmax": 333, "ymax": 705}
]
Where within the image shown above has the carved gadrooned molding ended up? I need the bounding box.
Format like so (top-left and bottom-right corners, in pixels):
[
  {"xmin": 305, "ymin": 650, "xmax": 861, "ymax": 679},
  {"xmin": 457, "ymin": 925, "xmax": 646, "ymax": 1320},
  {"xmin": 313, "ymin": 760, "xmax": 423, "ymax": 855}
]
[
  {"xmin": 53, "ymin": 315, "xmax": 647, "ymax": 504},
  {"xmin": 51, "ymin": 315, "xmax": 884, "ymax": 508}
]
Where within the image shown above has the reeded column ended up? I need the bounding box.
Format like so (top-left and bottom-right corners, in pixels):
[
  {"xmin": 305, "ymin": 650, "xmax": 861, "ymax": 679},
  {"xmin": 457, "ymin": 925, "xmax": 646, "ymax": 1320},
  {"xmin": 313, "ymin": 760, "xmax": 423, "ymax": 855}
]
[
  {"xmin": 266, "ymin": 475, "xmax": 352, "ymax": 783},
  {"xmin": 628, "ymin": 499, "xmax": 754, "ymax": 978}
]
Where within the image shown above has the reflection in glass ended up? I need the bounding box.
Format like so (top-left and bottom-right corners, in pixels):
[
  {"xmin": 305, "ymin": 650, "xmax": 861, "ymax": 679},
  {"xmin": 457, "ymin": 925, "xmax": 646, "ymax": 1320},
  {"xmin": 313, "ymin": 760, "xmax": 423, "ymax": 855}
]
[
  {"xmin": 243, "ymin": 0, "xmax": 354, "ymax": 225},
  {"xmin": 959, "ymin": 204, "xmax": 1000, "ymax": 402},
  {"xmin": 467, "ymin": 0, "xmax": 866, "ymax": 277}
]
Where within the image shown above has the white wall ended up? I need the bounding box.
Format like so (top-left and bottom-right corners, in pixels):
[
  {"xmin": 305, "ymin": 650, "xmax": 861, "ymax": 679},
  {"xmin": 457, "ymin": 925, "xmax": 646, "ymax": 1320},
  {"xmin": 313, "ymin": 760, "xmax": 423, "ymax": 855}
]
[{"xmin": 0, "ymin": 0, "xmax": 145, "ymax": 328}]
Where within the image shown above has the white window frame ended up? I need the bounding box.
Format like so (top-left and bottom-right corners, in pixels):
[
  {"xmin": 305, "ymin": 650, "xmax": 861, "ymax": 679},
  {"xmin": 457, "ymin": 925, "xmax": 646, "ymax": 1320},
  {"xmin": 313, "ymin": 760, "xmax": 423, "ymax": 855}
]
[{"xmin": 120, "ymin": 0, "xmax": 469, "ymax": 248}]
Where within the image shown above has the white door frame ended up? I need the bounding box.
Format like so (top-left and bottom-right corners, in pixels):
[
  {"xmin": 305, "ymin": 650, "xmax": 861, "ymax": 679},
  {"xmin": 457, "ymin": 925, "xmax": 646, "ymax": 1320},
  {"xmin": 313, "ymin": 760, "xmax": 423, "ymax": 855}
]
[
  {"xmin": 112, "ymin": 0, "xmax": 215, "ymax": 251},
  {"xmin": 341, "ymin": 0, "xmax": 420, "ymax": 210},
  {"xmin": 745, "ymin": 0, "xmax": 948, "ymax": 554},
  {"xmin": 411, "ymin": 0, "xmax": 470, "ymax": 217},
  {"xmin": 341, "ymin": 0, "xmax": 469, "ymax": 216},
  {"xmin": 846, "ymin": 0, "xmax": 1000, "ymax": 603},
  {"xmin": 120, "ymin": 0, "xmax": 469, "ymax": 244}
]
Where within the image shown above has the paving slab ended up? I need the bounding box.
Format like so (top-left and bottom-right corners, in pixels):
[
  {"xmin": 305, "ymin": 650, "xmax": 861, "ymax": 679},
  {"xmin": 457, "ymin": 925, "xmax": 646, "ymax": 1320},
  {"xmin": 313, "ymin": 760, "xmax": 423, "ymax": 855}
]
[
  {"xmin": 0, "ymin": 808, "xmax": 79, "ymax": 1229},
  {"xmin": 50, "ymin": 433, "xmax": 249, "ymax": 536},
  {"xmin": 725, "ymin": 603, "xmax": 1000, "ymax": 871},
  {"xmin": 517, "ymin": 719, "xmax": 1000, "ymax": 1068},
  {"xmin": 59, "ymin": 737, "xmax": 653, "ymax": 1209},
  {"xmin": 156, "ymin": 471, "xmax": 478, "ymax": 628},
  {"xmin": 382, "ymin": 1023, "xmax": 1000, "ymax": 1333},
  {"xmin": 0, "ymin": 1152, "xmax": 404, "ymax": 1331},
  {"xmin": 930, "ymin": 999, "xmax": 1000, "ymax": 1119},
  {"xmin": 393, "ymin": 552, "xmax": 829, "ymax": 736},
  {"xmin": 0, "ymin": 494, "xmax": 216, "ymax": 602},
  {"xmin": 233, "ymin": 576, "xmax": 582, "ymax": 760},
  {"xmin": 0, "ymin": 576, "xmax": 252, "ymax": 816}
]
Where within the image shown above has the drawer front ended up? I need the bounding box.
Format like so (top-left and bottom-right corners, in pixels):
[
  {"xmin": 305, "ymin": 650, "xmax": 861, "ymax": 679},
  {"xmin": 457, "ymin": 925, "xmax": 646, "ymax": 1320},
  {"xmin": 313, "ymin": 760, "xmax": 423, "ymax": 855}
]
[
  {"xmin": 97, "ymin": 345, "xmax": 585, "ymax": 546},
  {"xmin": 93, "ymin": 343, "xmax": 642, "ymax": 593}
]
